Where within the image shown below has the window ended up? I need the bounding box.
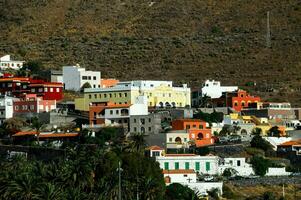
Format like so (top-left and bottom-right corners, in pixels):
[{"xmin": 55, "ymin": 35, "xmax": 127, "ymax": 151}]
[
  {"xmin": 94, "ymin": 94, "xmax": 97, "ymax": 98},
  {"xmin": 195, "ymin": 162, "xmax": 200, "ymax": 171},
  {"xmin": 199, "ymin": 125, "xmax": 203, "ymax": 129},
  {"xmin": 110, "ymin": 110, "xmax": 113, "ymax": 115},
  {"xmin": 56, "ymin": 88, "xmax": 60, "ymax": 92},
  {"xmin": 104, "ymin": 94, "xmax": 107, "ymax": 98},
  {"xmin": 186, "ymin": 125, "xmax": 190, "ymax": 129},
  {"xmin": 109, "ymin": 93, "xmax": 112, "ymax": 98},
  {"xmin": 184, "ymin": 138, "xmax": 187, "ymax": 142},
  {"xmin": 140, "ymin": 118, "xmax": 145, "ymax": 125},
  {"xmin": 148, "ymin": 118, "xmax": 151, "ymax": 123},
  {"xmin": 134, "ymin": 127, "xmax": 137, "ymax": 132},
  {"xmin": 234, "ymin": 102, "xmax": 238, "ymax": 106},
  {"xmin": 93, "ymin": 76, "xmax": 96, "ymax": 80},
  {"xmin": 148, "ymin": 127, "xmax": 151, "ymax": 132},
  {"xmin": 205, "ymin": 162, "xmax": 210, "ymax": 171},
  {"xmin": 124, "ymin": 93, "xmax": 127, "ymax": 97},
  {"xmin": 93, "ymin": 85, "xmax": 96, "ymax": 88},
  {"xmin": 8, "ymin": 83, "xmax": 12, "ymax": 87},
  {"xmin": 31, "ymin": 88, "xmax": 35, "ymax": 92},
  {"xmin": 30, "ymin": 105, "xmax": 35, "ymax": 110},
  {"xmin": 193, "ymin": 124, "xmax": 196, "ymax": 128},
  {"xmin": 169, "ymin": 93, "xmax": 171, "ymax": 97},
  {"xmin": 150, "ymin": 102, "xmax": 152, "ymax": 106},
  {"xmin": 175, "ymin": 162, "xmax": 179, "ymax": 170},
  {"xmin": 99, "ymin": 94, "xmax": 101, "ymax": 98},
  {"xmin": 164, "ymin": 162, "xmax": 169, "ymax": 170},
  {"xmin": 44, "ymin": 88, "xmax": 48, "ymax": 92},
  {"xmin": 241, "ymin": 102, "xmax": 245, "ymax": 107},
  {"xmin": 119, "ymin": 93, "xmax": 122, "ymax": 97},
  {"xmin": 237, "ymin": 160, "xmax": 241, "ymax": 166},
  {"xmin": 88, "ymin": 76, "xmax": 91, "ymax": 80},
  {"xmin": 134, "ymin": 119, "xmax": 137, "ymax": 123},
  {"xmin": 38, "ymin": 88, "xmax": 43, "ymax": 92},
  {"xmin": 152, "ymin": 151, "xmax": 160, "ymax": 157},
  {"xmin": 82, "ymin": 76, "xmax": 87, "ymax": 80},
  {"xmin": 15, "ymin": 106, "xmax": 19, "ymax": 110},
  {"xmin": 116, "ymin": 110, "xmax": 119, "ymax": 114},
  {"xmin": 50, "ymin": 88, "xmax": 53, "ymax": 92},
  {"xmin": 185, "ymin": 162, "xmax": 189, "ymax": 170},
  {"xmin": 169, "ymin": 138, "xmax": 172, "ymax": 142},
  {"xmin": 89, "ymin": 95, "xmax": 92, "ymax": 99}
]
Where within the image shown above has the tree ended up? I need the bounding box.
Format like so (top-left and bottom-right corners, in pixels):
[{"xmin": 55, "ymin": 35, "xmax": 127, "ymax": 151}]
[
  {"xmin": 166, "ymin": 183, "xmax": 199, "ymax": 200},
  {"xmin": 268, "ymin": 126, "xmax": 281, "ymax": 137},
  {"xmin": 23, "ymin": 60, "xmax": 44, "ymax": 73},
  {"xmin": 250, "ymin": 156, "xmax": 270, "ymax": 176},
  {"xmin": 2, "ymin": 117, "xmax": 26, "ymax": 136},
  {"xmin": 127, "ymin": 133, "xmax": 146, "ymax": 153},
  {"xmin": 223, "ymin": 168, "xmax": 238, "ymax": 178},
  {"xmin": 252, "ymin": 127, "xmax": 263, "ymax": 136},
  {"xmin": 80, "ymin": 82, "xmax": 91, "ymax": 92},
  {"xmin": 250, "ymin": 135, "xmax": 273, "ymax": 152},
  {"xmin": 31, "ymin": 117, "xmax": 45, "ymax": 144}
]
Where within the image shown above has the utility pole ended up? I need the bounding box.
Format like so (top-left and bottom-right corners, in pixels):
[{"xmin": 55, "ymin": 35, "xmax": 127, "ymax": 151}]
[
  {"xmin": 118, "ymin": 161, "xmax": 122, "ymax": 200},
  {"xmin": 136, "ymin": 176, "xmax": 139, "ymax": 200},
  {"xmin": 266, "ymin": 11, "xmax": 271, "ymax": 48}
]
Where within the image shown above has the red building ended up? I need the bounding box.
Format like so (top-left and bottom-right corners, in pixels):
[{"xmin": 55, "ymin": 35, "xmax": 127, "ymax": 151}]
[{"xmin": 0, "ymin": 77, "xmax": 63, "ymax": 101}]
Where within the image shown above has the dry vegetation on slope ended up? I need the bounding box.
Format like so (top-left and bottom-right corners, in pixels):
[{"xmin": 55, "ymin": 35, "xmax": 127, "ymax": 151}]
[{"xmin": 0, "ymin": 0, "xmax": 301, "ymax": 104}]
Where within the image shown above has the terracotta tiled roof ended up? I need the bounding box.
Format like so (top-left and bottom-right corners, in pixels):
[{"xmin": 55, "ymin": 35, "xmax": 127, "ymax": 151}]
[
  {"xmin": 13, "ymin": 131, "xmax": 78, "ymax": 138},
  {"xmin": 278, "ymin": 139, "xmax": 301, "ymax": 146},
  {"xmin": 164, "ymin": 154, "xmax": 197, "ymax": 157},
  {"xmin": 0, "ymin": 77, "xmax": 30, "ymax": 82},
  {"xmin": 147, "ymin": 145, "xmax": 164, "ymax": 150},
  {"xmin": 175, "ymin": 119, "xmax": 205, "ymax": 122},
  {"xmin": 162, "ymin": 169, "xmax": 195, "ymax": 174}
]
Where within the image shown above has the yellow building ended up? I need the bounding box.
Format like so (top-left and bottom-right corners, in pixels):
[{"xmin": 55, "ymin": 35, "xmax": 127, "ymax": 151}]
[{"xmin": 75, "ymin": 80, "xmax": 191, "ymax": 111}]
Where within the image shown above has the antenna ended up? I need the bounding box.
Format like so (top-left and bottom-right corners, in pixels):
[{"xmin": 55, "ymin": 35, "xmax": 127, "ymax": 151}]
[{"xmin": 266, "ymin": 11, "xmax": 271, "ymax": 48}]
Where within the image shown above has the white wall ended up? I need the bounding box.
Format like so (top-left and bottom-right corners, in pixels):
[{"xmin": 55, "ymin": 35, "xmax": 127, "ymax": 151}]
[
  {"xmin": 266, "ymin": 168, "xmax": 291, "ymax": 176},
  {"xmin": 201, "ymin": 80, "xmax": 237, "ymax": 98},
  {"xmin": 164, "ymin": 173, "xmax": 197, "ymax": 184},
  {"xmin": 186, "ymin": 182, "xmax": 223, "ymax": 196}
]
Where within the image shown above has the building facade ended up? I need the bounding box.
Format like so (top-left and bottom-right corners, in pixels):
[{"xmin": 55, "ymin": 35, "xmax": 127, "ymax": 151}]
[
  {"xmin": 63, "ymin": 65, "xmax": 101, "ymax": 91},
  {"xmin": 0, "ymin": 55, "xmax": 24, "ymax": 70},
  {"xmin": 75, "ymin": 80, "xmax": 191, "ymax": 111},
  {"xmin": 156, "ymin": 154, "xmax": 219, "ymax": 175},
  {"xmin": 129, "ymin": 113, "xmax": 162, "ymax": 135}
]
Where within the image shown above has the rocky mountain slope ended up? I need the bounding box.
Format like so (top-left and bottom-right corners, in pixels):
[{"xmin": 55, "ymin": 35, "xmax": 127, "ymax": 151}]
[{"xmin": 0, "ymin": 0, "xmax": 300, "ymax": 104}]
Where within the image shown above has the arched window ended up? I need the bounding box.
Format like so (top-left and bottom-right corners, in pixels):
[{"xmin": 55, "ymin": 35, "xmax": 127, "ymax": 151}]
[
  {"xmin": 165, "ymin": 102, "xmax": 171, "ymax": 107},
  {"xmin": 141, "ymin": 127, "xmax": 145, "ymax": 133},
  {"xmin": 159, "ymin": 102, "xmax": 164, "ymax": 108},
  {"xmin": 171, "ymin": 102, "xmax": 176, "ymax": 108},
  {"xmin": 175, "ymin": 137, "xmax": 182, "ymax": 144},
  {"xmin": 197, "ymin": 133, "xmax": 203, "ymax": 140}
]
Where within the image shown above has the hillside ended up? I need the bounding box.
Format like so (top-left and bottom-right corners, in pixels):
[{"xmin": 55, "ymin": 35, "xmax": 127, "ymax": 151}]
[{"xmin": 0, "ymin": 0, "xmax": 301, "ymax": 104}]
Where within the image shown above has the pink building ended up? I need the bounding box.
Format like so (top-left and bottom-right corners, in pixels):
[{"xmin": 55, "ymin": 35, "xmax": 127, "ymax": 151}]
[{"xmin": 13, "ymin": 94, "xmax": 56, "ymax": 114}]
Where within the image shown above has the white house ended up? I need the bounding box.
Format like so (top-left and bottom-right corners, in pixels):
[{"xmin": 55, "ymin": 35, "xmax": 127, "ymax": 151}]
[
  {"xmin": 219, "ymin": 157, "xmax": 291, "ymax": 177},
  {"xmin": 156, "ymin": 153, "xmax": 219, "ymax": 175},
  {"xmin": 201, "ymin": 80, "xmax": 238, "ymax": 99},
  {"xmin": 0, "ymin": 96, "xmax": 15, "ymax": 125},
  {"xmin": 63, "ymin": 65, "xmax": 101, "ymax": 91},
  {"xmin": 0, "ymin": 55, "xmax": 24, "ymax": 70}
]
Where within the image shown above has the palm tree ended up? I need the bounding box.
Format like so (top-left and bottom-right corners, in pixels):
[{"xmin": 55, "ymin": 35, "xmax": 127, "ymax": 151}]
[
  {"xmin": 31, "ymin": 117, "xmax": 45, "ymax": 144},
  {"xmin": 33, "ymin": 183, "xmax": 64, "ymax": 200},
  {"xmin": 127, "ymin": 133, "xmax": 146, "ymax": 153}
]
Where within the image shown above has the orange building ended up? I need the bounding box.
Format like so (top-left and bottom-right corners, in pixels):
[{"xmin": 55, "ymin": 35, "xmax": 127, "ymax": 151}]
[
  {"xmin": 172, "ymin": 119, "xmax": 206, "ymax": 130},
  {"xmin": 231, "ymin": 90, "xmax": 261, "ymax": 112},
  {"xmin": 171, "ymin": 119, "xmax": 213, "ymax": 147}
]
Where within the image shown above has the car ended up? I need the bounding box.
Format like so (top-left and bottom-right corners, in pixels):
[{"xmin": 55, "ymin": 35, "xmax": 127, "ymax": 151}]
[
  {"xmin": 204, "ymin": 175, "xmax": 214, "ymax": 182},
  {"xmin": 218, "ymin": 136, "xmax": 228, "ymax": 144}
]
